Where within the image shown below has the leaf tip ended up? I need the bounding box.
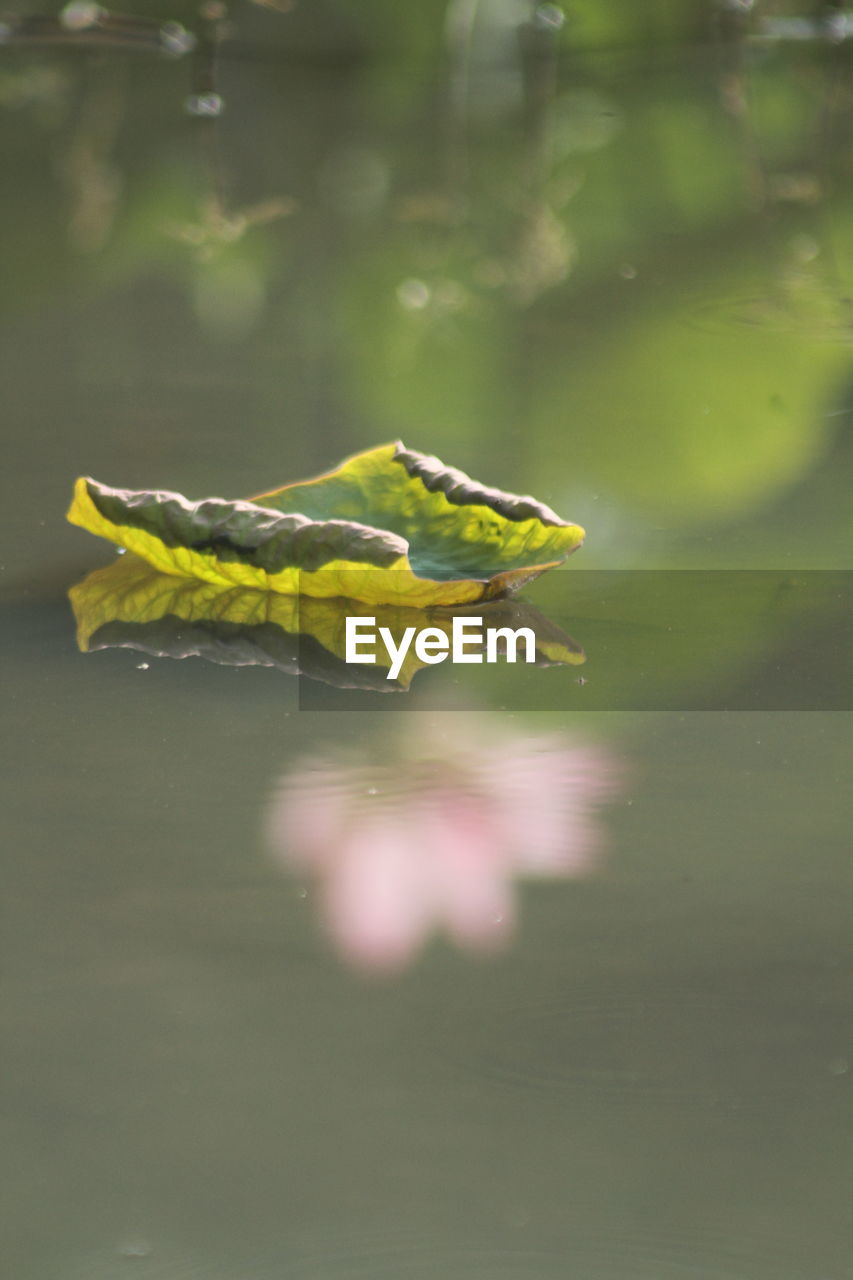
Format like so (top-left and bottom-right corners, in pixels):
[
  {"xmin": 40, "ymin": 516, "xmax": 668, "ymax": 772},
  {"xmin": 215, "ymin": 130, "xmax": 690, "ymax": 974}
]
[{"xmin": 66, "ymin": 476, "xmax": 94, "ymax": 530}]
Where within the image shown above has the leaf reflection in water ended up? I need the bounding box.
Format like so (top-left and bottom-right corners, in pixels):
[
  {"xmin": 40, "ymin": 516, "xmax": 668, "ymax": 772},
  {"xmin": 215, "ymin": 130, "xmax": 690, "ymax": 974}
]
[
  {"xmin": 68, "ymin": 555, "xmax": 584, "ymax": 691},
  {"xmin": 266, "ymin": 715, "xmax": 623, "ymax": 974}
]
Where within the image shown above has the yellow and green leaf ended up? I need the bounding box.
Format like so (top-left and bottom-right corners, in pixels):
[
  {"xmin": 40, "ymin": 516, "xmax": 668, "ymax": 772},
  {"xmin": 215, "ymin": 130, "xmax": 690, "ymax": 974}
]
[{"xmin": 66, "ymin": 442, "xmax": 584, "ymax": 607}]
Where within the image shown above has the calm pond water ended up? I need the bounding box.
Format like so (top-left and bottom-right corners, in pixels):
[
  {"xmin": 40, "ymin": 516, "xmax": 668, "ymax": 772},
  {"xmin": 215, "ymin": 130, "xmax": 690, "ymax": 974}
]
[{"xmin": 2, "ymin": 3, "xmax": 852, "ymax": 1277}]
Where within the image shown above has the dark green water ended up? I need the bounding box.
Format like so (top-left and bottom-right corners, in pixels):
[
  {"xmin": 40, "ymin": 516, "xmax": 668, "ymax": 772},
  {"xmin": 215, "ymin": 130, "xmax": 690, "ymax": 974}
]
[{"xmin": 2, "ymin": 3, "xmax": 852, "ymax": 1277}]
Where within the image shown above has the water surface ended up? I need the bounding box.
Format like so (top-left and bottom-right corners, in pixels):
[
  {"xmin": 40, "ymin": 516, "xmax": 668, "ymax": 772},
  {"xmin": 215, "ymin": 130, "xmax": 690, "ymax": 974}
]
[{"xmin": 2, "ymin": 4, "xmax": 852, "ymax": 1277}]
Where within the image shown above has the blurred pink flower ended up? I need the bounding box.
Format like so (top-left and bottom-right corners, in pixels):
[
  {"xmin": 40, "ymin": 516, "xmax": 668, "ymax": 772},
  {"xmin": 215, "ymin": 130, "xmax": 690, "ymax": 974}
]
[{"xmin": 266, "ymin": 714, "xmax": 623, "ymax": 973}]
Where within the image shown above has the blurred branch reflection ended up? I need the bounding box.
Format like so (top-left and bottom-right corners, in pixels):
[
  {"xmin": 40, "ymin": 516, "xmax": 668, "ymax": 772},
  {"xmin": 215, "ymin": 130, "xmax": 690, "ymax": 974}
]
[{"xmin": 266, "ymin": 713, "xmax": 623, "ymax": 974}]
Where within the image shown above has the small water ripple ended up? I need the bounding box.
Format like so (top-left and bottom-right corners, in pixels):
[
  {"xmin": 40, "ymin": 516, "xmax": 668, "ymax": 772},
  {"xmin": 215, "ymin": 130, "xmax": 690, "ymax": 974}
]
[
  {"xmin": 682, "ymin": 287, "xmax": 853, "ymax": 342},
  {"xmin": 435, "ymin": 986, "xmax": 848, "ymax": 1109},
  {"xmin": 282, "ymin": 1228, "xmax": 841, "ymax": 1280}
]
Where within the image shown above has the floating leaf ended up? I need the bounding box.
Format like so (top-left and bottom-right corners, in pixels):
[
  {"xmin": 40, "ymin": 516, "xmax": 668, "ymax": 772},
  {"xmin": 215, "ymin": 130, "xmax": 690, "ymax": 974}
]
[
  {"xmin": 69, "ymin": 555, "xmax": 585, "ymax": 691},
  {"xmin": 66, "ymin": 443, "xmax": 584, "ymax": 606}
]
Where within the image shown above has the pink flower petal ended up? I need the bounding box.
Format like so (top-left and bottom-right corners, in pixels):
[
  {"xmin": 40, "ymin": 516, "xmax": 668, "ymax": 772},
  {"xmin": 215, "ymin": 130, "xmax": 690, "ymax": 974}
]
[
  {"xmin": 415, "ymin": 793, "xmax": 515, "ymax": 952},
  {"xmin": 267, "ymin": 763, "xmax": 359, "ymax": 872},
  {"xmin": 322, "ymin": 813, "xmax": 433, "ymax": 973},
  {"xmin": 485, "ymin": 738, "xmax": 622, "ymax": 874}
]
